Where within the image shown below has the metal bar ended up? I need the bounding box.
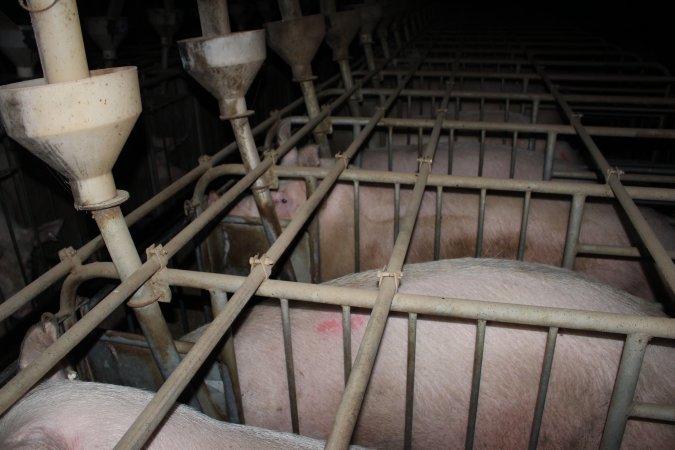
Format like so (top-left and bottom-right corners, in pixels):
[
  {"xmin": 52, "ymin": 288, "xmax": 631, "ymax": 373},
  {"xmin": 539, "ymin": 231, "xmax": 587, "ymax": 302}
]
[
  {"xmin": 342, "ymin": 305, "xmax": 352, "ymax": 384},
  {"xmin": 115, "ymin": 53, "xmax": 417, "ymax": 450},
  {"xmin": 600, "ymin": 334, "xmax": 650, "ymax": 450},
  {"xmin": 394, "ymin": 183, "xmax": 401, "ymax": 240},
  {"xmin": 209, "ymin": 289, "xmax": 243, "ymax": 423},
  {"xmin": 466, "ymin": 319, "xmax": 487, "ymax": 450},
  {"xmin": 475, "ymin": 189, "xmax": 487, "ymax": 258},
  {"xmin": 325, "ymin": 78, "xmax": 450, "ymax": 449},
  {"xmin": 561, "ymin": 194, "xmax": 586, "ymax": 269},
  {"xmin": 528, "ymin": 327, "xmax": 559, "ymax": 450},
  {"xmin": 517, "ymin": 190, "xmax": 532, "ymax": 261},
  {"xmin": 542, "ymin": 132, "xmax": 557, "ymax": 181},
  {"xmin": 404, "ymin": 312, "xmax": 418, "ymax": 450},
  {"xmin": 532, "ymin": 59, "xmax": 675, "ymax": 302},
  {"xmin": 434, "ymin": 185, "xmax": 443, "ymax": 260},
  {"xmin": 160, "ymin": 269, "xmax": 675, "ymax": 339},
  {"xmin": 629, "ymin": 403, "xmax": 675, "ymax": 422},
  {"xmin": 354, "ymin": 180, "xmax": 361, "ymax": 273},
  {"xmin": 279, "ymin": 298, "xmax": 300, "ymax": 433}
]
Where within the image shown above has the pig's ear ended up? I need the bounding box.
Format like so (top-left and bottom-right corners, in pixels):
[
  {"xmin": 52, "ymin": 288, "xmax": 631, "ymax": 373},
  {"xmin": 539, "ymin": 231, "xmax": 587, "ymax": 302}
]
[
  {"xmin": 297, "ymin": 144, "xmax": 321, "ymax": 167},
  {"xmin": 19, "ymin": 320, "xmax": 71, "ymax": 380},
  {"xmin": 277, "ymin": 119, "xmax": 292, "ymax": 146},
  {"xmin": 279, "ymin": 147, "xmax": 299, "ymax": 166}
]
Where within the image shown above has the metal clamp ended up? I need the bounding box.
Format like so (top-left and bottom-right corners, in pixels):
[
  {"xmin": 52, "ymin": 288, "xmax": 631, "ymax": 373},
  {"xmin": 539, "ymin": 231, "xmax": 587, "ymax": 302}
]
[
  {"xmin": 58, "ymin": 246, "xmax": 82, "ymax": 268},
  {"xmin": 249, "ymin": 254, "xmax": 274, "ymax": 279},
  {"xmin": 417, "ymin": 156, "xmax": 433, "ymax": 171},
  {"xmin": 264, "ymin": 148, "xmax": 279, "ymax": 165},
  {"xmin": 377, "ymin": 267, "xmax": 403, "ymax": 290},
  {"xmin": 335, "ymin": 152, "xmax": 350, "ymax": 169},
  {"xmin": 606, "ymin": 167, "xmax": 625, "ymax": 183}
]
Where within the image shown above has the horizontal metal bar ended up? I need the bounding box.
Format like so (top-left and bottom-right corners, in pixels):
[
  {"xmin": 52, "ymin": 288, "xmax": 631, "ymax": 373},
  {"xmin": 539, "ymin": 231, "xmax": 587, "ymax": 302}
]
[
  {"xmin": 157, "ymin": 269, "xmax": 675, "ymax": 340},
  {"xmin": 629, "ymin": 402, "xmax": 675, "ymax": 422}
]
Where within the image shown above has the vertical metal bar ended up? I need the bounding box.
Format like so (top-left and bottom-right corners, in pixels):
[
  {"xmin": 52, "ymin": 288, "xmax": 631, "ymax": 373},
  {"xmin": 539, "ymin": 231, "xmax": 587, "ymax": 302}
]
[
  {"xmin": 404, "ymin": 312, "xmax": 418, "ymax": 450},
  {"xmin": 279, "ymin": 298, "xmax": 300, "ymax": 434},
  {"xmin": 479, "ymin": 98, "xmax": 485, "ymax": 121},
  {"xmin": 448, "ymin": 129, "xmax": 455, "ymax": 174},
  {"xmin": 434, "ymin": 185, "xmax": 443, "ymax": 261},
  {"xmin": 600, "ymin": 334, "xmax": 650, "ymax": 450},
  {"xmin": 342, "ymin": 305, "xmax": 352, "ymax": 384},
  {"xmin": 394, "ymin": 183, "xmax": 401, "ymax": 239},
  {"xmin": 418, "ymin": 127, "xmax": 423, "ymax": 156},
  {"xmin": 466, "ymin": 319, "xmax": 487, "ymax": 450},
  {"xmin": 528, "ymin": 99, "xmax": 540, "ymax": 151},
  {"xmin": 478, "ymin": 130, "xmax": 486, "ymax": 176},
  {"xmin": 517, "ymin": 191, "xmax": 532, "ymax": 261},
  {"xmin": 528, "ymin": 327, "xmax": 558, "ymax": 450},
  {"xmin": 354, "ymin": 180, "xmax": 361, "ymax": 273},
  {"xmin": 306, "ymin": 177, "xmax": 321, "ymax": 283},
  {"xmin": 209, "ymin": 289, "xmax": 243, "ymax": 424},
  {"xmin": 562, "ymin": 194, "xmax": 586, "ymax": 269},
  {"xmin": 510, "ymin": 131, "xmax": 519, "ymax": 178},
  {"xmin": 543, "ymin": 132, "xmax": 557, "ymax": 181},
  {"xmin": 388, "ymin": 126, "xmax": 394, "ymax": 171},
  {"xmin": 475, "ymin": 189, "xmax": 487, "ymax": 258}
]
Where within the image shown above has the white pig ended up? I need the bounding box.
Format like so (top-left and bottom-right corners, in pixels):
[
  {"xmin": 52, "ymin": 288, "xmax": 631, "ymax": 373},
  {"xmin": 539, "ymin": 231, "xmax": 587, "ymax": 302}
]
[
  {"xmin": 187, "ymin": 258, "xmax": 675, "ymax": 449},
  {"xmin": 0, "ymin": 321, "xmax": 366, "ymax": 450},
  {"xmin": 225, "ymin": 127, "xmax": 673, "ymax": 301}
]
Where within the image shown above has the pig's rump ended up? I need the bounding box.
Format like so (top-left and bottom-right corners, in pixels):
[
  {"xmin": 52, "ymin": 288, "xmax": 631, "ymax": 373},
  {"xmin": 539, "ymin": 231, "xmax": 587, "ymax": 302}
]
[
  {"xmin": 0, "ymin": 380, "xmax": 327, "ymax": 450},
  {"xmin": 231, "ymin": 259, "xmax": 674, "ymax": 449}
]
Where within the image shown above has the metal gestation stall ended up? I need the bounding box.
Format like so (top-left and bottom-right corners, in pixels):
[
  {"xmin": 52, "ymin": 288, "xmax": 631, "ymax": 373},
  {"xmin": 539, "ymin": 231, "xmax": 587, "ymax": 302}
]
[{"xmin": 0, "ymin": 1, "xmax": 674, "ymax": 449}]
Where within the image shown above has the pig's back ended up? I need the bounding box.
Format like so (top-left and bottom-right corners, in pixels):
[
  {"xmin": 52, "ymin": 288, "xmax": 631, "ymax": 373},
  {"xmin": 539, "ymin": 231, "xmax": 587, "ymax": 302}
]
[
  {"xmin": 0, "ymin": 380, "xmax": 325, "ymax": 450},
  {"xmin": 234, "ymin": 259, "xmax": 673, "ymax": 449}
]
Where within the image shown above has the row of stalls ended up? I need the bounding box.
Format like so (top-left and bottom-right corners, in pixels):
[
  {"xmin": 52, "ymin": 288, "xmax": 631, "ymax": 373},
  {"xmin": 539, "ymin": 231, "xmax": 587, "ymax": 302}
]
[{"xmin": 0, "ymin": 0, "xmax": 673, "ymax": 448}]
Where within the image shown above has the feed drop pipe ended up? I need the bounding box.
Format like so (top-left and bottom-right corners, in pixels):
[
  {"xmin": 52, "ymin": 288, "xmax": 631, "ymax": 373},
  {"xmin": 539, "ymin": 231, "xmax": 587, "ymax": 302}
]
[
  {"xmin": 113, "ymin": 53, "xmax": 421, "ymax": 450},
  {"xmin": 0, "ymin": 0, "xmax": 220, "ymax": 418},
  {"xmin": 0, "ymin": 70, "xmax": 341, "ymax": 322},
  {"xmin": 323, "ymin": 6, "xmax": 363, "ymax": 138},
  {"xmin": 531, "ymin": 59, "xmax": 675, "ymax": 310},
  {"xmin": 266, "ymin": 3, "xmax": 332, "ymax": 157},
  {"xmin": 325, "ymin": 74, "xmax": 449, "ymax": 450},
  {"xmin": 180, "ymin": 3, "xmax": 295, "ymax": 281}
]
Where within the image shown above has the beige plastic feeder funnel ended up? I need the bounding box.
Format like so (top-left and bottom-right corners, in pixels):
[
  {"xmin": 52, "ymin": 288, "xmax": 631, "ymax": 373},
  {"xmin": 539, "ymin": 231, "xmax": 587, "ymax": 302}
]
[
  {"xmin": 178, "ymin": 29, "xmax": 266, "ymax": 119},
  {"xmin": 265, "ymin": 15, "xmax": 325, "ymax": 82},
  {"xmin": 0, "ymin": 67, "xmax": 141, "ymax": 210}
]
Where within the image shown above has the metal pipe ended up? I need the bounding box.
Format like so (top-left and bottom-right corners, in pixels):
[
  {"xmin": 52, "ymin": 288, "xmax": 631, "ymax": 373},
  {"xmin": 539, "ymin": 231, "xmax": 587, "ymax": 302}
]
[
  {"xmin": 532, "ymin": 62, "xmax": 675, "ymax": 299},
  {"xmin": 466, "ymin": 319, "xmax": 486, "ymax": 450},
  {"xmin": 404, "ymin": 312, "xmax": 417, "ymax": 449},
  {"xmin": 475, "ymin": 188, "xmax": 486, "ymax": 258},
  {"xmin": 342, "ymin": 305, "xmax": 352, "ymax": 383},
  {"xmin": 528, "ymin": 327, "xmax": 558, "ymax": 450},
  {"xmin": 600, "ymin": 334, "xmax": 649, "ymax": 449},
  {"xmin": 629, "ymin": 403, "xmax": 675, "ymax": 422},
  {"xmin": 278, "ymin": 0, "xmax": 302, "ymax": 21},
  {"xmin": 517, "ymin": 191, "xmax": 532, "ymax": 261},
  {"xmin": 197, "ymin": 0, "xmax": 230, "ymax": 36},
  {"xmin": 209, "ymin": 289, "xmax": 243, "ymax": 423},
  {"xmin": 91, "ymin": 207, "xmax": 220, "ymax": 417},
  {"xmin": 114, "ymin": 53, "xmax": 402, "ymax": 450},
  {"xmin": 326, "ymin": 76, "xmax": 448, "ymax": 449},
  {"xmin": 27, "ymin": 0, "xmax": 89, "ymax": 83},
  {"xmin": 299, "ymin": 79, "xmax": 332, "ymax": 157},
  {"xmin": 279, "ymin": 298, "xmax": 300, "ymax": 433},
  {"xmin": 159, "ymin": 269, "xmax": 675, "ymax": 339},
  {"xmin": 230, "ymin": 116, "xmax": 296, "ymax": 281}
]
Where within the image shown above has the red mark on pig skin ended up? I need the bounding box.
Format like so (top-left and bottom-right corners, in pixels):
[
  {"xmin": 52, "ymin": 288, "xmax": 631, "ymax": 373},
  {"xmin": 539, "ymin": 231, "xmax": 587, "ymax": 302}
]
[{"xmin": 316, "ymin": 315, "xmax": 368, "ymax": 336}]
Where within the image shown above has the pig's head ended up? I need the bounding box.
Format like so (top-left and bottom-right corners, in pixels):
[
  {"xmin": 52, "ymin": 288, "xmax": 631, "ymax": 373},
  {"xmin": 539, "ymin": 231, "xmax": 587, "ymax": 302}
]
[
  {"xmin": 227, "ymin": 121, "xmax": 321, "ymax": 222},
  {"xmin": 19, "ymin": 319, "xmax": 76, "ymax": 381},
  {"xmin": 0, "ymin": 218, "xmax": 63, "ymax": 316}
]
